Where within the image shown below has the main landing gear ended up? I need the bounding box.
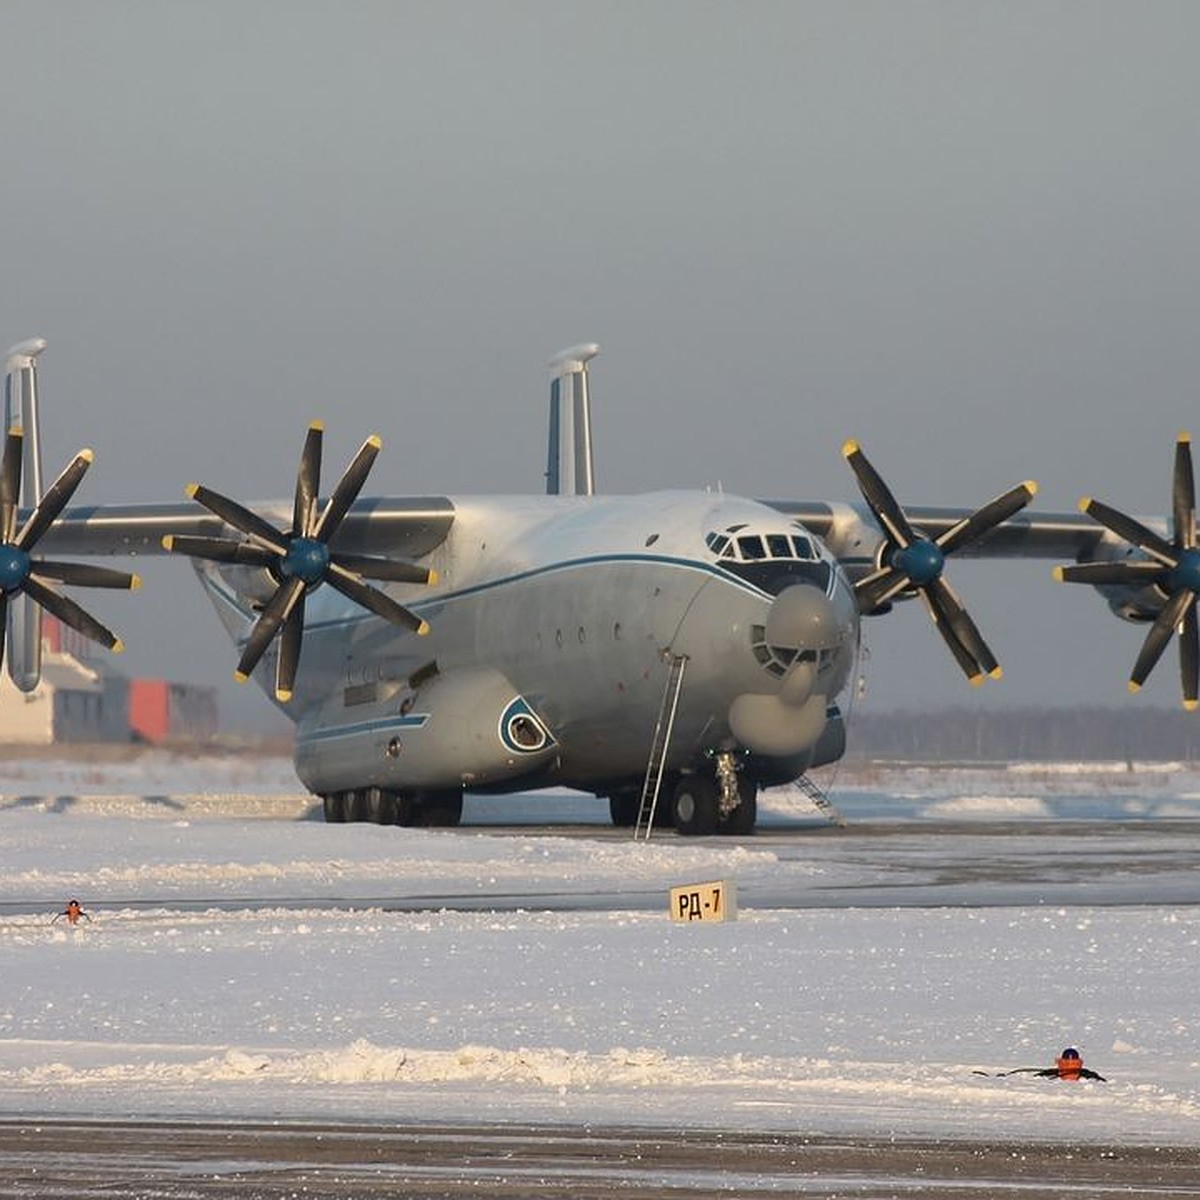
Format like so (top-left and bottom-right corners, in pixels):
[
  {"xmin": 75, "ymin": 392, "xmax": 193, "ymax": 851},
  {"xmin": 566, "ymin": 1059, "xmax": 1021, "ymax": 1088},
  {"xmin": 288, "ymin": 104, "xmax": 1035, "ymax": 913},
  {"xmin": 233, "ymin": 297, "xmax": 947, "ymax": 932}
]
[{"xmin": 321, "ymin": 787, "xmax": 463, "ymax": 827}]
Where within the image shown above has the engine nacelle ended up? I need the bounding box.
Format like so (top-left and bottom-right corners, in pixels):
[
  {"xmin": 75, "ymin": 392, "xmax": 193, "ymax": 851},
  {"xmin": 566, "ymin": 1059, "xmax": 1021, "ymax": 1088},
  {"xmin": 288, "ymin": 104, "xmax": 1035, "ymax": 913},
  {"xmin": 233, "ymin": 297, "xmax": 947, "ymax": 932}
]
[{"xmin": 294, "ymin": 665, "xmax": 558, "ymax": 795}]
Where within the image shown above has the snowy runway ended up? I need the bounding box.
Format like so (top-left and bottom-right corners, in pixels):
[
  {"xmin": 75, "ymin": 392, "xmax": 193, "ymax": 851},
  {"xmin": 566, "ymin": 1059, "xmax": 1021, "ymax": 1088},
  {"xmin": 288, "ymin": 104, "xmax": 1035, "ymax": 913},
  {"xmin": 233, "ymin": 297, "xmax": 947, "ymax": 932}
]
[{"xmin": 2, "ymin": 754, "xmax": 1199, "ymax": 1149}]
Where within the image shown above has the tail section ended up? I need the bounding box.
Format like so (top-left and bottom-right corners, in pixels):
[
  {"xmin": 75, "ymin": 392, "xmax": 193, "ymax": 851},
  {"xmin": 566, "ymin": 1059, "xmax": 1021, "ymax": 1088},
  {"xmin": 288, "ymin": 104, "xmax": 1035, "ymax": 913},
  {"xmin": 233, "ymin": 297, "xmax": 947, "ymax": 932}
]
[
  {"xmin": 4, "ymin": 338, "xmax": 48, "ymax": 690},
  {"xmin": 546, "ymin": 343, "xmax": 599, "ymax": 495}
]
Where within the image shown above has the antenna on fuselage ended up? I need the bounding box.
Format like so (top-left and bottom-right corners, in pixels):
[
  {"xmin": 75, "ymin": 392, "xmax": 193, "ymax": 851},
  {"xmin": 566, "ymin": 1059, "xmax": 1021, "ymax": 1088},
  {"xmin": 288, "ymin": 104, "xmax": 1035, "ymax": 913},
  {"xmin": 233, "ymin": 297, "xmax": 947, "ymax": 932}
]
[{"xmin": 546, "ymin": 343, "xmax": 599, "ymax": 496}]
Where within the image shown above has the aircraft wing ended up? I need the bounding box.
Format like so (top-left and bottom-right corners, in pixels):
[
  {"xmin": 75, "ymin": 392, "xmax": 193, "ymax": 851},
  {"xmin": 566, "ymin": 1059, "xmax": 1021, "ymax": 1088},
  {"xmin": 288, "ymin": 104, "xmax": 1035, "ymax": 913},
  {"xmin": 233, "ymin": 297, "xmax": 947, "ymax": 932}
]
[
  {"xmin": 34, "ymin": 497, "xmax": 456, "ymax": 558},
  {"xmin": 765, "ymin": 500, "xmax": 1114, "ymax": 565}
]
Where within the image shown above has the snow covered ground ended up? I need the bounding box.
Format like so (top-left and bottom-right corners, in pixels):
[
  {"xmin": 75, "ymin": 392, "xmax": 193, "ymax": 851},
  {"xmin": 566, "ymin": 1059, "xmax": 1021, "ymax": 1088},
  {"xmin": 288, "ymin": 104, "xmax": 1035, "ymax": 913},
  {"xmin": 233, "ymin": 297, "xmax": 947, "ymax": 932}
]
[{"xmin": 1, "ymin": 752, "xmax": 1199, "ymax": 1146}]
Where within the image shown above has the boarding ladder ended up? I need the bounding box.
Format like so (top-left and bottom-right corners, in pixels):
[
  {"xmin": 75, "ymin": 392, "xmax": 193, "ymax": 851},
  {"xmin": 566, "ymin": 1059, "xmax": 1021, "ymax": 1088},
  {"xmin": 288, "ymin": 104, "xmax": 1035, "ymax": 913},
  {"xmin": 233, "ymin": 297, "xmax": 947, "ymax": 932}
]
[
  {"xmin": 634, "ymin": 653, "xmax": 688, "ymax": 840},
  {"xmin": 795, "ymin": 773, "xmax": 846, "ymax": 827}
]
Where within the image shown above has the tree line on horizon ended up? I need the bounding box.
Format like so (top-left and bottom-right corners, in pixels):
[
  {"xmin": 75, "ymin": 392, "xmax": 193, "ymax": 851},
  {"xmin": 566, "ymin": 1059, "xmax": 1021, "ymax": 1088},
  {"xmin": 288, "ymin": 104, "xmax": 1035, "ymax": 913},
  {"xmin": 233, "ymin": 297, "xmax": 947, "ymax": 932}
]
[{"xmin": 844, "ymin": 706, "xmax": 1200, "ymax": 763}]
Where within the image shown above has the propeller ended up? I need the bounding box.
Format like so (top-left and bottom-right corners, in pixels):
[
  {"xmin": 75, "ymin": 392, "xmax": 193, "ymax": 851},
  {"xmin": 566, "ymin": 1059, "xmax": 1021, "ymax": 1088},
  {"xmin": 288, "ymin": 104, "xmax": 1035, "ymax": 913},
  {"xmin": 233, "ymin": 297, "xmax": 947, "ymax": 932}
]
[
  {"xmin": 843, "ymin": 439, "xmax": 1037, "ymax": 685},
  {"xmin": 1054, "ymin": 431, "xmax": 1200, "ymax": 709},
  {"xmin": 166, "ymin": 421, "xmax": 437, "ymax": 702},
  {"xmin": 0, "ymin": 426, "xmax": 139, "ymax": 676}
]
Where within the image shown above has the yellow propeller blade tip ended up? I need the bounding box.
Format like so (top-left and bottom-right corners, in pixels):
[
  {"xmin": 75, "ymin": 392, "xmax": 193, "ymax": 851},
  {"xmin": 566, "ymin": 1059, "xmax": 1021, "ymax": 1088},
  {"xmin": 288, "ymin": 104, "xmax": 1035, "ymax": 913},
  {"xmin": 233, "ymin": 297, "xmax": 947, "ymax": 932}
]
[
  {"xmin": 7, "ymin": 425, "xmax": 23, "ymax": 438},
  {"xmin": 79, "ymin": 448, "xmax": 95, "ymax": 463},
  {"xmin": 968, "ymin": 673, "xmax": 984, "ymax": 687},
  {"xmin": 310, "ymin": 419, "xmax": 325, "ymax": 432},
  {"xmin": 276, "ymin": 688, "xmax": 293, "ymax": 703},
  {"xmin": 1024, "ymin": 480, "xmax": 1039, "ymax": 496},
  {"xmin": 185, "ymin": 483, "xmax": 200, "ymax": 499},
  {"xmin": 1179, "ymin": 431, "xmax": 1192, "ymax": 444},
  {"xmin": 1051, "ymin": 566, "xmax": 1065, "ymax": 582},
  {"xmin": 989, "ymin": 666, "xmax": 1004, "ymax": 681},
  {"xmin": 1078, "ymin": 496, "xmax": 1092, "ymax": 513},
  {"xmin": 111, "ymin": 639, "xmax": 125, "ymax": 654},
  {"xmin": 234, "ymin": 670, "xmax": 249, "ymax": 684},
  {"xmin": 367, "ymin": 434, "xmax": 383, "ymax": 450},
  {"xmin": 841, "ymin": 438, "xmax": 859, "ymax": 458},
  {"xmin": 1128, "ymin": 680, "xmax": 1141, "ymax": 694},
  {"xmin": 130, "ymin": 574, "xmax": 142, "ymax": 591},
  {"xmin": 416, "ymin": 620, "xmax": 431, "ymax": 636},
  {"xmin": 1185, "ymin": 698, "xmax": 1199, "ymax": 712},
  {"xmin": 161, "ymin": 535, "xmax": 175, "ymax": 551},
  {"xmin": 426, "ymin": 568, "xmax": 440, "ymax": 585}
]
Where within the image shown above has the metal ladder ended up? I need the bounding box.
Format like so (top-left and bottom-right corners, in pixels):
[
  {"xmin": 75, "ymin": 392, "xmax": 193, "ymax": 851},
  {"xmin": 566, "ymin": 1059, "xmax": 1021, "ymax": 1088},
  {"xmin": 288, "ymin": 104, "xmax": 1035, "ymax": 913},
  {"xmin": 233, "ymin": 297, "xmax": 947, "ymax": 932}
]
[
  {"xmin": 794, "ymin": 773, "xmax": 846, "ymax": 827},
  {"xmin": 634, "ymin": 653, "xmax": 688, "ymax": 840}
]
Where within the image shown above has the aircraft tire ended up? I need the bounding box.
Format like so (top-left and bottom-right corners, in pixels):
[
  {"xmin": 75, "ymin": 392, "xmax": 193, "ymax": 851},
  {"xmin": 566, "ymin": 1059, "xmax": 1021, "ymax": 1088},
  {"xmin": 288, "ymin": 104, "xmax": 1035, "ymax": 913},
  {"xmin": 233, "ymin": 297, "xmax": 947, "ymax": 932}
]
[
  {"xmin": 322, "ymin": 794, "xmax": 344, "ymax": 824},
  {"xmin": 365, "ymin": 787, "xmax": 401, "ymax": 825},
  {"xmin": 671, "ymin": 775, "xmax": 719, "ymax": 836},
  {"xmin": 719, "ymin": 778, "xmax": 758, "ymax": 835},
  {"xmin": 343, "ymin": 790, "xmax": 366, "ymax": 822}
]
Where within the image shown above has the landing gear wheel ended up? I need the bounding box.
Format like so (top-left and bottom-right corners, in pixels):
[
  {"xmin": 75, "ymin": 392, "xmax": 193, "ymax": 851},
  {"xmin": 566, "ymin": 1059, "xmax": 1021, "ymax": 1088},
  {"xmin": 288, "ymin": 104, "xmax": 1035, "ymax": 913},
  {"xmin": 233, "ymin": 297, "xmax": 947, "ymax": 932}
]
[
  {"xmin": 343, "ymin": 790, "xmax": 366, "ymax": 822},
  {"xmin": 322, "ymin": 794, "xmax": 344, "ymax": 823},
  {"xmin": 671, "ymin": 775, "xmax": 719, "ymax": 836},
  {"xmin": 365, "ymin": 787, "xmax": 400, "ymax": 825},
  {"xmin": 608, "ymin": 789, "xmax": 641, "ymax": 827},
  {"xmin": 719, "ymin": 777, "xmax": 758, "ymax": 836}
]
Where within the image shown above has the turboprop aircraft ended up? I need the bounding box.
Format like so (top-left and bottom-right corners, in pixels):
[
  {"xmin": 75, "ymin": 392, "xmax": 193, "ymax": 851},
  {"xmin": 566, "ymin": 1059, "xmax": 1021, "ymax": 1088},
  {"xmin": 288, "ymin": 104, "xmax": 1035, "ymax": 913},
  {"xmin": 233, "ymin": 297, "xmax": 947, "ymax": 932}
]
[{"xmin": 4, "ymin": 337, "xmax": 1197, "ymax": 834}]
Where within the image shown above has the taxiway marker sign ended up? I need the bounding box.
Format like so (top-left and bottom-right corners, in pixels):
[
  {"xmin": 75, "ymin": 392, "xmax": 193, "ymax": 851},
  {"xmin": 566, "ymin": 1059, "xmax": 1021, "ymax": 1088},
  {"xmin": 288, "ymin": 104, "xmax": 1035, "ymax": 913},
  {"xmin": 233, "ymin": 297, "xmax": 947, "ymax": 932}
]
[{"xmin": 669, "ymin": 880, "xmax": 737, "ymax": 922}]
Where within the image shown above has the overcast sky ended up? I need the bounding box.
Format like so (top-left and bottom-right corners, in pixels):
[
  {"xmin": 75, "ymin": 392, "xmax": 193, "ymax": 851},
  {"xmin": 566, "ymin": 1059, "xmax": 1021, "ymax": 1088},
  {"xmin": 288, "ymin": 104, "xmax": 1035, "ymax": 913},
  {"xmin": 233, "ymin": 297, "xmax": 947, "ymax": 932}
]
[{"xmin": 3, "ymin": 1, "xmax": 1200, "ymax": 728}]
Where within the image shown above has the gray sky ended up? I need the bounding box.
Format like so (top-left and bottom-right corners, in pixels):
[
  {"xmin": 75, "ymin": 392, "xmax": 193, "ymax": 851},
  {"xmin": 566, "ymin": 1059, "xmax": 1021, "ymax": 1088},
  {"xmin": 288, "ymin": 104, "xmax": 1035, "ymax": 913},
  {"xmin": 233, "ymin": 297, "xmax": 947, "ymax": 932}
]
[{"xmin": 3, "ymin": 1, "xmax": 1200, "ymax": 727}]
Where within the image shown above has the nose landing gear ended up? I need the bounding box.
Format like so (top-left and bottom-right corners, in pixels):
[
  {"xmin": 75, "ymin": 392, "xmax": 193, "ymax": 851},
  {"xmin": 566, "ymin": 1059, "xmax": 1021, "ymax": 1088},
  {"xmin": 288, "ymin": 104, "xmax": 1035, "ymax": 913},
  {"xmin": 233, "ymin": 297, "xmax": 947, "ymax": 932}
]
[{"xmin": 670, "ymin": 752, "xmax": 757, "ymax": 836}]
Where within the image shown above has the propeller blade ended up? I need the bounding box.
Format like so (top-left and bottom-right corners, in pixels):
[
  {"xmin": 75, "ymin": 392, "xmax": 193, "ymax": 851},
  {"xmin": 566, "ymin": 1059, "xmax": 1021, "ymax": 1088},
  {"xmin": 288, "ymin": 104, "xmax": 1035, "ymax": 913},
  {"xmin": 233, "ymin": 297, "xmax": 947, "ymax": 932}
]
[
  {"xmin": 235, "ymin": 576, "xmax": 306, "ymax": 682},
  {"xmin": 314, "ymin": 435, "xmax": 381, "ymax": 544},
  {"xmin": 0, "ymin": 428, "xmax": 22, "ymax": 543},
  {"xmin": 16, "ymin": 449, "xmax": 93, "ymax": 550},
  {"xmin": 31, "ymin": 561, "xmax": 141, "ymax": 590},
  {"xmin": 1081, "ymin": 498, "xmax": 1177, "ymax": 568},
  {"xmin": 275, "ymin": 592, "xmax": 305, "ymax": 702},
  {"xmin": 1173, "ymin": 433, "xmax": 1195, "ymax": 552},
  {"xmin": 332, "ymin": 553, "xmax": 439, "ymax": 585},
  {"xmin": 842, "ymin": 440, "xmax": 916, "ymax": 549},
  {"xmin": 22, "ymin": 576, "xmax": 123, "ymax": 651},
  {"xmin": 327, "ymin": 562, "xmax": 429, "ymax": 635},
  {"xmin": 854, "ymin": 565, "xmax": 911, "ymax": 614},
  {"xmin": 163, "ymin": 534, "xmax": 277, "ymax": 568},
  {"xmin": 1129, "ymin": 587, "xmax": 1193, "ymax": 691},
  {"xmin": 936, "ymin": 481, "xmax": 1038, "ymax": 557},
  {"xmin": 1182, "ymin": 601, "xmax": 1199, "ymax": 711},
  {"xmin": 919, "ymin": 588, "xmax": 985, "ymax": 683},
  {"xmin": 294, "ymin": 421, "xmax": 323, "ymax": 537},
  {"xmin": 187, "ymin": 484, "xmax": 289, "ymax": 554},
  {"xmin": 927, "ymin": 575, "xmax": 1000, "ymax": 679},
  {"xmin": 1053, "ymin": 560, "xmax": 1165, "ymax": 586}
]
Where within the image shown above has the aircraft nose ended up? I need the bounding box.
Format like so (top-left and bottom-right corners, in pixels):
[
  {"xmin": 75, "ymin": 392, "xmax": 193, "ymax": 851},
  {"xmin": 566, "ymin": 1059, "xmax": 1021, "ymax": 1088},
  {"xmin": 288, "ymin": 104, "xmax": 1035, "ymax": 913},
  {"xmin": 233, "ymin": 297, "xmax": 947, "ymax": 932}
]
[{"xmin": 765, "ymin": 584, "xmax": 841, "ymax": 653}]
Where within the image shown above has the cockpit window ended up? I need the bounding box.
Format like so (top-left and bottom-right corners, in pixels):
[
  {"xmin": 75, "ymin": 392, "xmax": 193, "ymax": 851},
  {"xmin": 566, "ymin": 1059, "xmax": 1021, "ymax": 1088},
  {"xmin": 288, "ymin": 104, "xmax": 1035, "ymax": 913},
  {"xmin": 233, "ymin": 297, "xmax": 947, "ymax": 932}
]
[{"xmin": 706, "ymin": 528, "xmax": 823, "ymax": 564}]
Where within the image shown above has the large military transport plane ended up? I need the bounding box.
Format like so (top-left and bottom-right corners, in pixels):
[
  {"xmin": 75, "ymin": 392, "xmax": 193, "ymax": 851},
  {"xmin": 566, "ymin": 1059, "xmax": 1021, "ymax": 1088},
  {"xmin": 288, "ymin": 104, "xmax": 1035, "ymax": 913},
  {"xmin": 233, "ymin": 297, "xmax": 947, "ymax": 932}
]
[{"xmin": 4, "ymin": 338, "xmax": 1195, "ymax": 834}]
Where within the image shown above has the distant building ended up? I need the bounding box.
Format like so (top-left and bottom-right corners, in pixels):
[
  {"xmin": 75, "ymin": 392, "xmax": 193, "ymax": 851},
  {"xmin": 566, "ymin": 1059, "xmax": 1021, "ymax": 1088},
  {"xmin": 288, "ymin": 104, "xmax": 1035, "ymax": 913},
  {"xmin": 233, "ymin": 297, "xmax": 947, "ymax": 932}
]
[{"xmin": 0, "ymin": 617, "xmax": 217, "ymax": 745}]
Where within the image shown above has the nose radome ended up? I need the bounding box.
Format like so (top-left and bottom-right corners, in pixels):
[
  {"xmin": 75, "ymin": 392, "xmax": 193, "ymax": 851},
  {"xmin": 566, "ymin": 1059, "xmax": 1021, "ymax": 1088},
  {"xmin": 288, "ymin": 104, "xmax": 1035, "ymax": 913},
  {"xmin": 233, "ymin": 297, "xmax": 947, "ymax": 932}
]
[{"xmin": 765, "ymin": 585, "xmax": 839, "ymax": 651}]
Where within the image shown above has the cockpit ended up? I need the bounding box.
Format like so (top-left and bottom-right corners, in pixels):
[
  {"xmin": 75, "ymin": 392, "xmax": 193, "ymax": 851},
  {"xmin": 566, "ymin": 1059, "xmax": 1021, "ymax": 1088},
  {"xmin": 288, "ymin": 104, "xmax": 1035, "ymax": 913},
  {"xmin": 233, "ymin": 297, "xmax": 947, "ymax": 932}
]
[
  {"xmin": 705, "ymin": 522, "xmax": 834, "ymax": 596},
  {"xmin": 705, "ymin": 527, "xmax": 818, "ymax": 564}
]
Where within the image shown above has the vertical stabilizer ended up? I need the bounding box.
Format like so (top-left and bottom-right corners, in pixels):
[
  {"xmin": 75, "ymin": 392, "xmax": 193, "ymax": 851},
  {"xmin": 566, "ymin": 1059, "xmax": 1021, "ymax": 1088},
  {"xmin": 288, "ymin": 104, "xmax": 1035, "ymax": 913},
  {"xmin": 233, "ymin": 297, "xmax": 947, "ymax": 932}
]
[
  {"xmin": 546, "ymin": 343, "xmax": 599, "ymax": 495},
  {"xmin": 4, "ymin": 337, "xmax": 48, "ymax": 691}
]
